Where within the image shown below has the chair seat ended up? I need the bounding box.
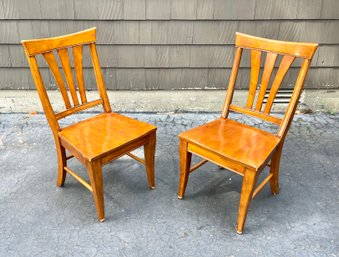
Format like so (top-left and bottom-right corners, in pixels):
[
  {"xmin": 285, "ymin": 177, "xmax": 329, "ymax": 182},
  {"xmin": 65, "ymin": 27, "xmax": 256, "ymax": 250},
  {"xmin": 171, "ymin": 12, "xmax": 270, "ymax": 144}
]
[
  {"xmin": 59, "ymin": 112, "xmax": 156, "ymax": 161},
  {"xmin": 179, "ymin": 118, "xmax": 280, "ymax": 170}
]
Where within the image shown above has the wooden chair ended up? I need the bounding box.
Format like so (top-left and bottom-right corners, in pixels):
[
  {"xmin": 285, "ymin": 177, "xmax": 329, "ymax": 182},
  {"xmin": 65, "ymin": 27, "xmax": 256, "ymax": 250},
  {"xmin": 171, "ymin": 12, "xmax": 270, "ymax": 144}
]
[
  {"xmin": 22, "ymin": 28, "xmax": 157, "ymax": 222},
  {"xmin": 177, "ymin": 32, "xmax": 318, "ymax": 234}
]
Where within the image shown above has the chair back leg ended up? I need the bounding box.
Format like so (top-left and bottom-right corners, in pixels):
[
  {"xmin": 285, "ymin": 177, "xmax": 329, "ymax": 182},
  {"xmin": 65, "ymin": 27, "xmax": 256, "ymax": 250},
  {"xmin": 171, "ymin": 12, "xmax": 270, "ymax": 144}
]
[
  {"xmin": 56, "ymin": 142, "xmax": 67, "ymax": 187},
  {"xmin": 270, "ymin": 141, "xmax": 284, "ymax": 195}
]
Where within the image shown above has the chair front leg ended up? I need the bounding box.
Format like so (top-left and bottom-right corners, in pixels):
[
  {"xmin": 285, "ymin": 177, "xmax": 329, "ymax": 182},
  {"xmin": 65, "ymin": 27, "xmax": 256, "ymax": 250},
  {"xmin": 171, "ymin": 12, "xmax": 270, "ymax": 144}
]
[
  {"xmin": 56, "ymin": 140, "xmax": 67, "ymax": 187},
  {"xmin": 177, "ymin": 140, "xmax": 192, "ymax": 199},
  {"xmin": 86, "ymin": 160, "xmax": 105, "ymax": 222},
  {"xmin": 144, "ymin": 132, "xmax": 156, "ymax": 190},
  {"xmin": 237, "ymin": 168, "xmax": 258, "ymax": 234}
]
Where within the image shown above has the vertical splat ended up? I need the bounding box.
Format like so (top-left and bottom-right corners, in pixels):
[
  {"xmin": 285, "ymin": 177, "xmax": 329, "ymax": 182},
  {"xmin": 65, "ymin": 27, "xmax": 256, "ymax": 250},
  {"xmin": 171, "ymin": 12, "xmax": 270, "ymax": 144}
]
[
  {"xmin": 264, "ymin": 55, "xmax": 295, "ymax": 114},
  {"xmin": 255, "ymin": 52, "xmax": 278, "ymax": 111},
  {"xmin": 42, "ymin": 52, "xmax": 71, "ymax": 109},
  {"xmin": 246, "ymin": 50, "xmax": 261, "ymax": 109},
  {"xmin": 57, "ymin": 48, "xmax": 79, "ymax": 106},
  {"xmin": 73, "ymin": 45, "xmax": 87, "ymax": 104}
]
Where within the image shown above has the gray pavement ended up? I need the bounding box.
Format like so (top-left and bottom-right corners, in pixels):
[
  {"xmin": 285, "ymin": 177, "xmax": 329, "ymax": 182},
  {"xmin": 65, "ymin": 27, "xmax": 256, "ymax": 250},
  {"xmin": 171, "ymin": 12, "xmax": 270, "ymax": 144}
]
[{"xmin": 0, "ymin": 112, "xmax": 338, "ymax": 257}]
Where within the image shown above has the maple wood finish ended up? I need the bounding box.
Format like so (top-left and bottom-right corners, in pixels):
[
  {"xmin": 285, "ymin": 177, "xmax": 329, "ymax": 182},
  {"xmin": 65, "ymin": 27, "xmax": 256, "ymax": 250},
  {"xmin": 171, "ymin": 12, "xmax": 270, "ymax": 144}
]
[
  {"xmin": 178, "ymin": 32, "xmax": 318, "ymax": 234},
  {"xmin": 22, "ymin": 28, "xmax": 157, "ymax": 222}
]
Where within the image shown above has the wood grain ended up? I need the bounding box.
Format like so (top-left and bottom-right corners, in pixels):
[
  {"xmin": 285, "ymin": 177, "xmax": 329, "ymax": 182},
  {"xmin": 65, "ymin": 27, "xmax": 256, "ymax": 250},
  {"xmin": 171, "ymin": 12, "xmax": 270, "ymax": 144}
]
[
  {"xmin": 246, "ymin": 49, "xmax": 261, "ymax": 109},
  {"xmin": 57, "ymin": 48, "xmax": 79, "ymax": 106},
  {"xmin": 22, "ymin": 28, "xmax": 158, "ymax": 222},
  {"xmin": 42, "ymin": 51, "xmax": 71, "ymax": 109},
  {"xmin": 178, "ymin": 32, "xmax": 318, "ymax": 234},
  {"xmin": 255, "ymin": 52, "xmax": 278, "ymax": 111},
  {"xmin": 72, "ymin": 45, "xmax": 87, "ymax": 103}
]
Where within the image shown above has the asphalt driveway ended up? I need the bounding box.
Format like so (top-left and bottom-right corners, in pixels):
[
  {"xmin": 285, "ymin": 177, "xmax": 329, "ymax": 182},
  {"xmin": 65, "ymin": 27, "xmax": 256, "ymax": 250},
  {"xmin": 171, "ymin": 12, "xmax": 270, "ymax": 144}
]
[{"xmin": 0, "ymin": 113, "xmax": 338, "ymax": 257}]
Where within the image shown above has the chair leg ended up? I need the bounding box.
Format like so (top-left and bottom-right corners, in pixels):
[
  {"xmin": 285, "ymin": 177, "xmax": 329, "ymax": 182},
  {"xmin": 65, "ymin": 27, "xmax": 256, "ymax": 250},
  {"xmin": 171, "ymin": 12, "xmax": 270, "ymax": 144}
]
[
  {"xmin": 86, "ymin": 160, "xmax": 105, "ymax": 222},
  {"xmin": 270, "ymin": 142, "xmax": 283, "ymax": 195},
  {"xmin": 237, "ymin": 169, "xmax": 258, "ymax": 234},
  {"xmin": 177, "ymin": 140, "xmax": 192, "ymax": 199},
  {"xmin": 56, "ymin": 143, "xmax": 67, "ymax": 187},
  {"xmin": 144, "ymin": 132, "xmax": 156, "ymax": 190}
]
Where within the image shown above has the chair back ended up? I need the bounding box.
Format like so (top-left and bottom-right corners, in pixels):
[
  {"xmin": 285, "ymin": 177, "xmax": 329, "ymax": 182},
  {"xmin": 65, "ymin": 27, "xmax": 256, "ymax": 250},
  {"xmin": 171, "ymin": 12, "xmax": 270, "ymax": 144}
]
[
  {"xmin": 22, "ymin": 27, "xmax": 111, "ymax": 134},
  {"xmin": 221, "ymin": 32, "xmax": 318, "ymax": 138}
]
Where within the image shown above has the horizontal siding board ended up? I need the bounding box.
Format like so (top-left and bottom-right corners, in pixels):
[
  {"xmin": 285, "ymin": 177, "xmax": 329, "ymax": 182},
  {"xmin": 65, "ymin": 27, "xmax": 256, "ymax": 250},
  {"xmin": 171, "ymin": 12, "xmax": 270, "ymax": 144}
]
[
  {"xmin": 217, "ymin": 22, "xmax": 237, "ymax": 44},
  {"xmin": 297, "ymin": 0, "xmax": 322, "ymax": 19},
  {"xmin": 214, "ymin": 0, "xmax": 255, "ymax": 20},
  {"xmin": 316, "ymin": 46, "xmax": 339, "ymax": 67},
  {"xmin": 139, "ymin": 21, "xmax": 152, "ymax": 44},
  {"xmin": 0, "ymin": 45, "xmax": 11, "ymax": 67},
  {"xmin": 189, "ymin": 46, "xmax": 210, "ymax": 67},
  {"xmin": 116, "ymin": 69, "xmax": 145, "ymax": 90},
  {"xmin": 170, "ymin": 0, "xmax": 197, "ymax": 20},
  {"xmin": 208, "ymin": 69, "xmax": 229, "ymax": 89},
  {"xmin": 321, "ymin": 0, "xmax": 339, "ymax": 19},
  {"xmin": 169, "ymin": 46, "xmax": 190, "ymax": 67},
  {"xmin": 19, "ymin": 1, "xmax": 42, "ymax": 19},
  {"xmin": 151, "ymin": 22, "xmax": 168, "ymax": 44},
  {"xmin": 312, "ymin": 68, "xmax": 339, "ymax": 89},
  {"xmin": 277, "ymin": 22, "xmax": 339, "ymax": 51},
  {"xmin": 255, "ymin": 0, "xmax": 298, "ymax": 19},
  {"xmin": 146, "ymin": 0, "xmax": 170, "ymax": 20},
  {"xmin": 196, "ymin": 0, "xmax": 214, "ymax": 19},
  {"xmin": 0, "ymin": 21, "xmax": 19, "ymax": 43},
  {"xmin": 102, "ymin": 69, "xmax": 116, "ymax": 89},
  {"xmin": 40, "ymin": 0, "xmax": 74, "ymax": 19},
  {"xmin": 193, "ymin": 21, "xmax": 237, "ymax": 44},
  {"xmin": 92, "ymin": 22, "xmax": 115, "ymax": 44},
  {"xmin": 193, "ymin": 22, "xmax": 218, "ymax": 44},
  {"xmin": 8, "ymin": 45, "xmax": 28, "ymax": 67},
  {"xmin": 298, "ymin": 21, "xmax": 339, "ymax": 44},
  {"xmin": 3, "ymin": 0, "xmax": 42, "ymax": 19},
  {"xmin": 1, "ymin": 0, "xmax": 339, "ymax": 20},
  {"xmin": 2, "ymin": 45, "xmax": 335, "ymax": 69},
  {"xmin": 2, "ymin": 0, "xmax": 19, "ymax": 19},
  {"xmin": 123, "ymin": 0, "xmax": 146, "ymax": 20},
  {"xmin": 168, "ymin": 22, "xmax": 194, "ymax": 44},
  {"xmin": 1, "ymin": 0, "xmax": 339, "ymax": 93},
  {"xmin": 74, "ymin": 0, "xmax": 98, "ymax": 19},
  {"xmin": 209, "ymin": 46, "xmax": 234, "ymax": 67},
  {"xmin": 117, "ymin": 45, "xmax": 144, "ymax": 67},
  {"xmin": 0, "ymin": 1, "xmax": 4, "ymax": 19},
  {"xmin": 180, "ymin": 69, "xmax": 209, "ymax": 89},
  {"xmin": 144, "ymin": 46, "xmax": 169, "ymax": 67},
  {"xmin": 1, "ymin": 20, "xmax": 338, "ymax": 45},
  {"xmin": 145, "ymin": 69, "xmax": 210, "ymax": 89},
  {"xmin": 113, "ymin": 21, "xmax": 139, "ymax": 44},
  {"xmin": 238, "ymin": 21, "xmax": 280, "ymax": 42},
  {"xmin": 145, "ymin": 69, "xmax": 172, "ymax": 89},
  {"xmin": 2, "ymin": 68, "xmax": 337, "ymax": 90},
  {"xmin": 48, "ymin": 20, "xmax": 77, "ymax": 39},
  {"xmin": 17, "ymin": 20, "xmax": 62, "ymax": 44},
  {"xmin": 277, "ymin": 21, "xmax": 303, "ymax": 42},
  {"xmin": 99, "ymin": 0, "xmax": 123, "ymax": 20},
  {"xmin": 96, "ymin": 45, "xmax": 118, "ymax": 68},
  {"xmin": 0, "ymin": 68, "xmax": 42, "ymax": 89}
]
